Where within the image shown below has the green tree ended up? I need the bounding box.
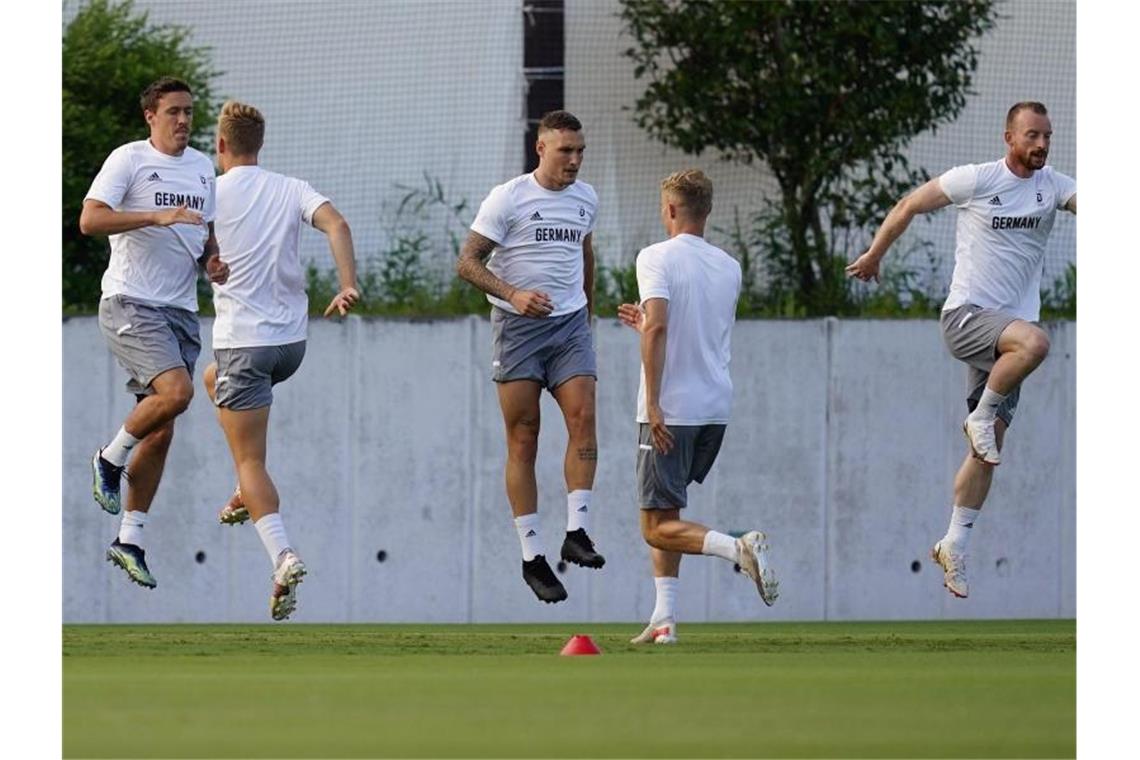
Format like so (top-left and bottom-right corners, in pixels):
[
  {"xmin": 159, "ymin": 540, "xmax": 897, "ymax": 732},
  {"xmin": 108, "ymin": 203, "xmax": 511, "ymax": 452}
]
[
  {"xmin": 620, "ymin": 0, "xmax": 998, "ymax": 315},
  {"xmin": 63, "ymin": 0, "xmax": 220, "ymax": 311}
]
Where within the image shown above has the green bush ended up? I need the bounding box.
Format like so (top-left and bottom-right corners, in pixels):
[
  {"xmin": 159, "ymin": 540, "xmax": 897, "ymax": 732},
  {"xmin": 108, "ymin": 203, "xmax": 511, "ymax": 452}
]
[{"xmin": 1040, "ymin": 263, "xmax": 1076, "ymax": 320}]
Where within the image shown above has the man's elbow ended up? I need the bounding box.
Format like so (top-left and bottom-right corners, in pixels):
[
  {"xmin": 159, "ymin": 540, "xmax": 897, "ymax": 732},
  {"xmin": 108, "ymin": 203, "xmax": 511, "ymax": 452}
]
[
  {"xmin": 888, "ymin": 196, "xmax": 920, "ymax": 226},
  {"xmin": 323, "ymin": 216, "xmax": 351, "ymax": 241},
  {"xmin": 78, "ymin": 211, "xmax": 94, "ymax": 236},
  {"xmin": 456, "ymin": 256, "xmax": 472, "ymax": 280}
]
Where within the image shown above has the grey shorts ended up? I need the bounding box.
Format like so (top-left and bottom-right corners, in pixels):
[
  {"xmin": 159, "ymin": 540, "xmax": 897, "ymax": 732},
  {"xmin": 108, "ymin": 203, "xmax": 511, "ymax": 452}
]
[
  {"xmin": 213, "ymin": 341, "xmax": 306, "ymax": 411},
  {"xmin": 98, "ymin": 295, "xmax": 201, "ymax": 396},
  {"xmin": 940, "ymin": 304, "xmax": 1021, "ymax": 426},
  {"xmin": 636, "ymin": 423, "xmax": 727, "ymax": 510},
  {"xmin": 490, "ymin": 306, "xmax": 596, "ymax": 389}
]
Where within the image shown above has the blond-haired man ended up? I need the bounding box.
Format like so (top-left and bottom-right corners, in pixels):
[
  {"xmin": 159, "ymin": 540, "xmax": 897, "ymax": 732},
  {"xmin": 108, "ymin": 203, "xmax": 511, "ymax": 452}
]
[
  {"xmin": 204, "ymin": 100, "xmax": 359, "ymax": 620},
  {"xmin": 457, "ymin": 110, "xmax": 603, "ymax": 604},
  {"xmin": 618, "ymin": 170, "xmax": 778, "ymax": 644},
  {"xmin": 81, "ymin": 76, "xmax": 229, "ymax": 589}
]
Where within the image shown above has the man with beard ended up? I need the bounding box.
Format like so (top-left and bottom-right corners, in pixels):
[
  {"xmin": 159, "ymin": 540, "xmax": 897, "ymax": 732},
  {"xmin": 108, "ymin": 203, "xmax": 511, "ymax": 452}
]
[{"xmin": 846, "ymin": 102, "xmax": 1076, "ymax": 599}]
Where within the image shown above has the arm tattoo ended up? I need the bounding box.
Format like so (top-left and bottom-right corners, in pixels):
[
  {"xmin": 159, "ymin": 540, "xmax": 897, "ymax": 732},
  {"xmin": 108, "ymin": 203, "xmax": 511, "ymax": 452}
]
[
  {"xmin": 576, "ymin": 446, "xmax": 598, "ymax": 462},
  {"xmin": 457, "ymin": 232, "xmax": 516, "ymax": 301}
]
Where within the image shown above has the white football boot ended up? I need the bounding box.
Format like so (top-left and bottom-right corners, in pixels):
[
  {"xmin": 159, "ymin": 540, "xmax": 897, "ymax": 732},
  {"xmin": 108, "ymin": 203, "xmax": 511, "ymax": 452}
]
[
  {"xmin": 270, "ymin": 549, "xmax": 307, "ymax": 621},
  {"xmin": 630, "ymin": 618, "xmax": 677, "ymax": 645},
  {"xmin": 736, "ymin": 531, "xmax": 779, "ymax": 606},
  {"xmin": 931, "ymin": 540, "xmax": 969, "ymax": 598},
  {"xmin": 963, "ymin": 416, "xmax": 1000, "ymax": 465}
]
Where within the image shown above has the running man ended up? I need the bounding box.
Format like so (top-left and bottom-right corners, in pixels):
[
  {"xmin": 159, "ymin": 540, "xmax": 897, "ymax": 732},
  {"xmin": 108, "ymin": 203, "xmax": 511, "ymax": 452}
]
[
  {"xmin": 617, "ymin": 170, "xmax": 778, "ymax": 645},
  {"xmin": 81, "ymin": 76, "xmax": 229, "ymax": 589},
  {"xmin": 456, "ymin": 110, "xmax": 604, "ymax": 603},
  {"xmin": 846, "ymin": 101, "xmax": 1076, "ymax": 598},
  {"xmin": 204, "ymin": 100, "xmax": 359, "ymax": 620}
]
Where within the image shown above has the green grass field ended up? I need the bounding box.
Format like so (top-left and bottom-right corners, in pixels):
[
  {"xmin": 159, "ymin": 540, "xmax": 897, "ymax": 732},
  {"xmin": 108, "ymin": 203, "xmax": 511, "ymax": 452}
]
[{"xmin": 63, "ymin": 620, "xmax": 1074, "ymax": 759}]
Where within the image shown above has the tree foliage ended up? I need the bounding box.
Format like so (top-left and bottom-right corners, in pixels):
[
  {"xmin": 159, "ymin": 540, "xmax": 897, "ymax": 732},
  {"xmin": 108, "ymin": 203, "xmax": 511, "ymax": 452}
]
[
  {"xmin": 620, "ymin": 0, "xmax": 998, "ymax": 315},
  {"xmin": 63, "ymin": 0, "xmax": 220, "ymax": 311}
]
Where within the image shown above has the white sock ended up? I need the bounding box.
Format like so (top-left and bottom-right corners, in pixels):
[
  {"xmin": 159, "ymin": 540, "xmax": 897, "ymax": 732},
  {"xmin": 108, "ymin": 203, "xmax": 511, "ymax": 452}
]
[
  {"xmin": 102, "ymin": 426, "xmax": 140, "ymax": 467},
  {"xmin": 651, "ymin": 576, "xmax": 678, "ymax": 624},
  {"xmin": 944, "ymin": 505, "xmax": 980, "ymax": 552},
  {"xmin": 514, "ymin": 513, "xmax": 543, "ymax": 561},
  {"xmin": 567, "ymin": 489, "xmax": 591, "ymax": 533},
  {"xmin": 970, "ymin": 387, "xmax": 1006, "ymax": 422},
  {"xmin": 702, "ymin": 530, "xmax": 739, "ymax": 563},
  {"xmin": 254, "ymin": 513, "xmax": 292, "ymax": 566},
  {"xmin": 117, "ymin": 509, "xmax": 148, "ymax": 548}
]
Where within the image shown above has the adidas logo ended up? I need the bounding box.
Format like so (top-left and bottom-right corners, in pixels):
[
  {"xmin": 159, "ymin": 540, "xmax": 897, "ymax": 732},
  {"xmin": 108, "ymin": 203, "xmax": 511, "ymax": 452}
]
[
  {"xmin": 577, "ymin": 505, "xmax": 588, "ymax": 512},
  {"xmin": 530, "ymin": 211, "xmax": 543, "ymax": 221},
  {"xmin": 146, "ymin": 172, "xmax": 163, "ymax": 182},
  {"xmin": 987, "ymin": 195, "xmax": 1002, "ymax": 206},
  {"xmin": 524, "ymin": 530, "xmax": 537, "ymax": 537}
]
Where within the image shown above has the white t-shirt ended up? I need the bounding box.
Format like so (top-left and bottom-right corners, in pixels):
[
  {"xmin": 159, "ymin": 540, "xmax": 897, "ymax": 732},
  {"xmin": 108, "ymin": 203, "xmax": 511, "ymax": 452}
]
[
  {"xmin": 210, "ymin": 165, "xmax": 329, "ymax": 349},
  {"xmin": 470, "ymin": 173, "xmax": 598, "ymax": 316},
  {"xmin": 86, "ymin": 140, "xmax": 217, "ymax": 312},
  {"xmin": 939, "ymin": 158, "xmax": 1076, "ymax": 321},
  {"xmin": 635, "ymin": 233, "xmax": 742, "ymax": 425}
]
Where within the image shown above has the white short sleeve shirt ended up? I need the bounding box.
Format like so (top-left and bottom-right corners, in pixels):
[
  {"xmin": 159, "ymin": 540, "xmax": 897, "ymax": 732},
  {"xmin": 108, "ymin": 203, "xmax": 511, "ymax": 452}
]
[
  {"xmin": 939, "ymin": 158, "xmax": 1076, "ymax": 321},
  {"xmin": 470, "ymin": 173, "xmax": 597, "ymax": 317},
  {"xmin": 86, "ymin": 140, "xmax": 217, "ymax": 311},
  {"xmin": 210, "ymin": 166, "xmax": 330, "ymax": 349},
  {"xmin": 635, "ymin": 234, "xmax": 742, "ymax": 425}
]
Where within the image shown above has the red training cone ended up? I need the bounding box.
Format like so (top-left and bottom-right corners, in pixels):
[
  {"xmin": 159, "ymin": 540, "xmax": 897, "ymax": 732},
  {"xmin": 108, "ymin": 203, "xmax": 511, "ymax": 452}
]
[{"xmin": 560, "ymin": 634, "xmax": 602, "ymax": 656}]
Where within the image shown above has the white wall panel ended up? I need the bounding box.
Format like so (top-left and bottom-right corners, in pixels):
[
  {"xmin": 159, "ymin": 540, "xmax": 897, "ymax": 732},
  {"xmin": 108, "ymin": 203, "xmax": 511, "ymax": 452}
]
[{"xmin": 63, "ymin": 317, "xmax": 1075, "ymax": 623}]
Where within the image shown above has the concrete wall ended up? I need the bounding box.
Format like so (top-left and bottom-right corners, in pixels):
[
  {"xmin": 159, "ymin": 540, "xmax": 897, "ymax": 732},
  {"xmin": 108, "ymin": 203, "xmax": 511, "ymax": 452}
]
[{"xmin": 63, "ymin": 317, "xmax": 1075, "ymax": 623}]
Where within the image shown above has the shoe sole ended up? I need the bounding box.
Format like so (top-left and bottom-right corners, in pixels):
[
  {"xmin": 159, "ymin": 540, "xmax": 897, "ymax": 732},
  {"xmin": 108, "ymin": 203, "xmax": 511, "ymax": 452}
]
[
  {"xmin": 560, "ymin": 551, "xmax": 605, "ymax": 569},
  {"xmin": 523, "ymin": 578, "xmax": 568, "ymax": 603},
  {"xmin": 530, "ymin": 587, "xmax": 568, "ymax": 603},
  {"xmin": 106, "ymin": 549, "xmax": 156, "ymax": 589},
  {"xmin": 739, "ymin": 532, "xmax": 779, "ymax": 606},
  {"xmin": 271, "ymin": 561, "xmax": 307, "ymax": 620},
  {"xmin": 219, "ymin": 507, "xmax": 250, "ymax": 525},
  {"xmin": 271, "ymin": 589, "xmax": 297, "ymax": 620},
  {"xmin": 91, "ymin": 453, "xmax": 121, "ymax": 515},
  {"xmin": 930, "ymin": 543, "xmax": 968, "ymax": 598},
  {"xmin": 962, "ymin": 423, "xmax": 1000, "ymax": 466}
]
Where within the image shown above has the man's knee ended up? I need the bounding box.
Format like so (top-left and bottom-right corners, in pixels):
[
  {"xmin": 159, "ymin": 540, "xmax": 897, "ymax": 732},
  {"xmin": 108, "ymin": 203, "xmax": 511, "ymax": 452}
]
[
  {"xmin": 1004, "ymin": 322, "xmax": 1050, "ymax": 364},
  {"xmin": 1023, "ymin": 328, "xmax": 1051, "ymax": 364},
  {"xmin": 203, "ymin": 363, "xmax": 217, "ymax": 399},
  {"xmin": 564, "ymin": 401, "xmax": 596, "ymax": 439},
  {"xmin": 640, "ymin": 518, "xmax": 660, "ymax": 546},
  {"xmin": 505, "ymin": 417, "xmax": 540, "ymax": 462},
  {"xmin": 166, "ymin": 379, "xmax": 194, "ymax": 414},
  {"xmin": 640, "ymin": 513, "xmax": 674, "ymax": 548}
]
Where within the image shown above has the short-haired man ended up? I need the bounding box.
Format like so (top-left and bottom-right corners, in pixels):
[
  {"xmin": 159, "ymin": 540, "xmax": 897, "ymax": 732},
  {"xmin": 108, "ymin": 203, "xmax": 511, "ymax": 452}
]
[
  {"xmin": 618, "ymin": 170, "xmax": 778, "ymax": 644},
  {"xmin": 457, "ymin": 110, "xmax": 604, "ymax": 603},
  {"xmin": 847, "ymin": 102, "xmax": 1076, "ymax": 598},
  {"xmin": 81, "ymin": 76, "xmax": 229, "ymax": 589},
  {"xmin": 204, "ymin": 100, "xmax": 359, "ymax": 620}
]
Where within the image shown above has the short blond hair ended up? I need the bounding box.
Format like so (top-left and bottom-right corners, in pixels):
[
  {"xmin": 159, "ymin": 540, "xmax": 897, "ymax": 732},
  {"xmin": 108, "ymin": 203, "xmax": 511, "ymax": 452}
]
[
  {"xmin": 218, "ymin": 100, "xmax": 265, "ymax": 156},
  {"xmin": 661, "ymin": 169, "xmax": 713, "ymax": 218}
]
